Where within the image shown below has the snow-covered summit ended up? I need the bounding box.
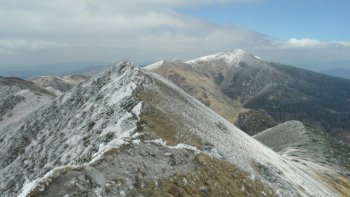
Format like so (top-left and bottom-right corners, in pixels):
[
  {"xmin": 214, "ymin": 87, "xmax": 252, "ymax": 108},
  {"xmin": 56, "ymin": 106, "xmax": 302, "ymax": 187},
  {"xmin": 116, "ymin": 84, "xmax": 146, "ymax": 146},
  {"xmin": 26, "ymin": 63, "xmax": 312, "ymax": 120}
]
[{"xmin": 185, "ymin": 49, "xmax": 253, "ymax": 65}]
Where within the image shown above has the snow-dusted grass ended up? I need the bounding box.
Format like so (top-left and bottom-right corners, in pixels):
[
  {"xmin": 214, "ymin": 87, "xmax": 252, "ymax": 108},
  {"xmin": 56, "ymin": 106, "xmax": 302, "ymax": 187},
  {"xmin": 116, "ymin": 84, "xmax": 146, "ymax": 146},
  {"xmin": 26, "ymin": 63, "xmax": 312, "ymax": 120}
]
[
  {"xmin": 141, "ymin": 69, "xmax": 338, "ymax": 197},
  {"xmin": 144, "ymin": 60, "xmax": 165, "ymax": 70},
  {"xmin": 254, "ymin": 120, "xmax": 350, "ymax": 195},
  {"xmin": 1, "ymin": 62, "xmax": 145, "ymax": 196},
  {"xmin": 0, "ymin": 89, "xmax": 52, "ymax": 130},
  {"xmin": 148, "ymin": 138, "xmax": 201, "ymax": 155},
  {"xmin": 18, "ymin": 165, "xmax": 81, "ymax": 197},
  {"xmin": 2, "ymin": 62, "xmax": 345, "ymax": 197}
]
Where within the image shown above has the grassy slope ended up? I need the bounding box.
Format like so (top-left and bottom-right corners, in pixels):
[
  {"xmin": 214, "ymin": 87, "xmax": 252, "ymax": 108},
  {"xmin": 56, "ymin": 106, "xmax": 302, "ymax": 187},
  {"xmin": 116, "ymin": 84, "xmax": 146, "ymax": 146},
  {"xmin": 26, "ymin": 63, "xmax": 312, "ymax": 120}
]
[
  {"xmin": 254, "ymin": 121, "xmax": 350, "ymax": 196},
  {"xmin": 145, "ymin": 61, "xmax": 247, "ymax": 124}
]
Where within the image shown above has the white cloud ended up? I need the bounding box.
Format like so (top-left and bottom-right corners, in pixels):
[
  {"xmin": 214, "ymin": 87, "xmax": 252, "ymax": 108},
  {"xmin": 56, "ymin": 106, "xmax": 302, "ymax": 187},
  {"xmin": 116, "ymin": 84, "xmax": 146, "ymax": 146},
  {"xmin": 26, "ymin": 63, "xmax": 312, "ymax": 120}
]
[
  {"xmin": 249, "ymin": 38, "xmax": 350, "ymax": 71},
  {"xmin": 276, "ymin": 38, "xmax": 350, "ymax": 49},
  {"xmin": 0, "ymin": 0, "xmax": 269, "ymax": 61},
  {"xmin": 0, "ymin": 48, "xmax": 12, "ymax": 55},
  {"xmin": 331, "ymin": 41, "xmax": 350, "ymax": 47},
  {"xmin": 0, "ymin": 0, "xmax": 349, "ymax": 72},
  {"xmin": 0, "ymin": 38, "xmax": 71, "ymax": 52},
  {"xmin": 285, "ymin": 38, "xmax": 326, "ymax": 48}
]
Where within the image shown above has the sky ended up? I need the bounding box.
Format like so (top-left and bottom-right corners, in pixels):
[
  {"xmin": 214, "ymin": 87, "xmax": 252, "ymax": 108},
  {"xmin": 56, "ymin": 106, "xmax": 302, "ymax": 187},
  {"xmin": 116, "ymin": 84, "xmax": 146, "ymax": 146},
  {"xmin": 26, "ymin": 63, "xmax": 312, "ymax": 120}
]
[{"xmin": 0, "ymin": 0, "xmax": 349, "ymax": 76}]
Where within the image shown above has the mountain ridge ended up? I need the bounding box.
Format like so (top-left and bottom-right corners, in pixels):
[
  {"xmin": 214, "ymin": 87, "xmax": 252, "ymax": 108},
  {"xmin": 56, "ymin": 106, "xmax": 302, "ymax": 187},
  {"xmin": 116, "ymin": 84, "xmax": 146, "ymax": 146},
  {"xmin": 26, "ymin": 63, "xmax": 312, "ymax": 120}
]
[
  {"xmin": 147, "ymin": 50, "xmax": 350, "ymax": 143},
  {"xmin": 1, "ymin": 62, "xmax": 346, "ymax": 196}
]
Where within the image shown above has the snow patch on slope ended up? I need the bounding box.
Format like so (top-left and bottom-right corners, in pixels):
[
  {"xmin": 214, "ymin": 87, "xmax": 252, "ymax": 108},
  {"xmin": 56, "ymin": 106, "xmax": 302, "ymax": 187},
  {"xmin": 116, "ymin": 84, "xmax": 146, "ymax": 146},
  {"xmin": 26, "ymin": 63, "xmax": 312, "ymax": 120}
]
[
  {"xmin": 18, "ymin": 165, "xmax": 78, "ymax": 197},
  {"xmin": 186, "ymin": 49, "xmax": 247, "ymax": 65},
  {"xmin": 149, "ymin": 139, "xmax": 201, "ymax": 154},
  {"xmin": 0, "ymin": 89, "xmax": 53, "ymax": 130},
  {"xmin": 145, "ymin": 60, "xmax": 165, "ymax": 70}
]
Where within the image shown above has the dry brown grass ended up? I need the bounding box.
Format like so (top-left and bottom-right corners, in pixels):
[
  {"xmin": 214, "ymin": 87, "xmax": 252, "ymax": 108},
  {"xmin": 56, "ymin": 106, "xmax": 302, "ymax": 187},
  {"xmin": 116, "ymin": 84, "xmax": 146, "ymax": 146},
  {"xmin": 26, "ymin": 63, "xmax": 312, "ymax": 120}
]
[
  {"xmin": 139, "ymin": 154, "xmax": 277, "ymax": 197},
  {"xmin": 148, "ymin": 62, "xmax": 247, "ymax": 124},
  {"xmin": 137, "ymin": 77, "xmax": 203, "ymax": 148},
  {"xmin": 321, "ymin": 173, "xmax": 350, "ymax": 197}
]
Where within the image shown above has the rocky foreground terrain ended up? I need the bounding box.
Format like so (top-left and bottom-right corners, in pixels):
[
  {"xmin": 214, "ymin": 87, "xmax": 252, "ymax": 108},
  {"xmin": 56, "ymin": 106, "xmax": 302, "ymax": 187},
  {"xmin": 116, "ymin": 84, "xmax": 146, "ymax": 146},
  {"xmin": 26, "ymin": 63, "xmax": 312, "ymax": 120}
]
[{"xmin": 1, "ymin": 61, "xmax": 349, "ymax": 196}]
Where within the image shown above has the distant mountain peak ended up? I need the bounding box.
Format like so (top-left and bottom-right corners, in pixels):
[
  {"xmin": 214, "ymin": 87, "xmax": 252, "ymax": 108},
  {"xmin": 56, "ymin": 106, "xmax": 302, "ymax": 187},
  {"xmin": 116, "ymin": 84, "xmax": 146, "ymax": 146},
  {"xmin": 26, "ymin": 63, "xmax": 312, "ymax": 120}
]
[
  {"xmin": 225, "ymin": 48, "xmax": 248, "ymax": 55},
  {"xmin": 185, "ymin": 49, "xmax": 254, "ymax": 65}
]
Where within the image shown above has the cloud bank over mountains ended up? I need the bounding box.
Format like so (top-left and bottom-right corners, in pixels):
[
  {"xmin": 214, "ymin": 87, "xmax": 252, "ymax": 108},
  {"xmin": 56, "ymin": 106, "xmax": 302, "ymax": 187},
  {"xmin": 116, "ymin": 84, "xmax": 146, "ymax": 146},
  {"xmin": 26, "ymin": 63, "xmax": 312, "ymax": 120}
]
[{"xmin": 0, "ymin": 0, "xmax": 349, "ymax": 71}]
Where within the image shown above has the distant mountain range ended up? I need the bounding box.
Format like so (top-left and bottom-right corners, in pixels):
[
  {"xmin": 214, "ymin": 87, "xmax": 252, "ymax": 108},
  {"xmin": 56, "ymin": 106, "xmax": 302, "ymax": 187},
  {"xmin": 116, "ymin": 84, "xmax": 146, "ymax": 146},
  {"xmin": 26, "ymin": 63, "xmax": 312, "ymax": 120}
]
[
  {"xmin": 147, "ymin": 50, "xmax": 350, "ymax": 144},
  {"xmin": 29, "ymin": 75, "xmax": 89, "ymax": 96},
  {"xmin": 1, "ymin": 52, "xmax": 350, "ymax": 196},
  {"xmin": 0, "ymin": 62, "xmax": 109, "ymax": 79}
]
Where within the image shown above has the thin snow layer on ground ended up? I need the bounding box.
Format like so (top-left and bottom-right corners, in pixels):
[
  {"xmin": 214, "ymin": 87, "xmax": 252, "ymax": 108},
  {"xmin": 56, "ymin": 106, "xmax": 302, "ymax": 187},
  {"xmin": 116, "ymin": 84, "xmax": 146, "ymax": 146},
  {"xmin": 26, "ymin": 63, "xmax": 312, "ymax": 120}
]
[
  {"xmin": 149, "ymin": 139, "xmax": 222, "ymax": 159},
  {"xmin": 254, "ymin": 120, "xmax": 350, "ymax": 189},
  {"xmin": 1, "ymin": 63, "xmax": 340, "ymax": 196},
  {"xmin": 22, "ymin": 140, "xmax": 200, "ymax": 197},
  {"xmin": 255, "ymin": 55, "xmax": 262, "ymax": 60},
  {"xmin": 131, "ymin": 101, "xmax": 143, "ymax": 120},
  {"xmin": 149, "ymin": 139, "xmax": 201, "ymax": 154},
  {"xmin": 185, "ymin": 49, "xmax": 273, "ymax": 75},
  {"xmin": 30, "ymin": 75, "xmax": 88, "ymax": 96},
  {"xmin": 144, "ymin": 60, "xmax": 165, "ymax": 70},
  {"xmin": 0, "ymin": 89, "xmax": 53, "ymax": 130},
  {"xmin": 144, "ymin": 70, "xmax": 336, "ymax": 197},
  {"xmin": 31, "ymin": 75, "xmax": 86, "ymax": 88},
  {"xmin": 19, "ymin": 129, "xmax": 145, "ymax": 197},
  {"xmin": 18, "ymin": 165, "xmax": 78, "ymax": 197},
  {"xmin": 255, "ymin": 120, "xmax": 350, "ymax": 169},
  {"xmin": 0, "ymin": 62, "xmax": 145, "ymax": 196},
  {"xmin": 254, "ymin": 121, "xmax": 308, "ymax": 152},
  {"xmin": 186, "ymin": 49, "xmax": 247, "ymax": 65},
  {"xmin": 44, "ymin": 86, "xmax": 63, "ymax": 95}
]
